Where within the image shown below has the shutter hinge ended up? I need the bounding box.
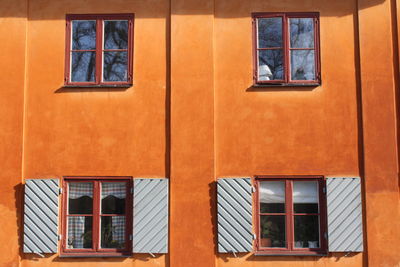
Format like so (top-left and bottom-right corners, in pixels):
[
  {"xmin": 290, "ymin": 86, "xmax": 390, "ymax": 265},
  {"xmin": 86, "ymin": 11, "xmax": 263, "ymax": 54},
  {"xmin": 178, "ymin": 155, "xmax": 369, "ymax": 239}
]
[
  {"xmin": 58, "ymin": 234, "xmax": 62, "ymax": 240},
  {"xmin": 129, "ymin": 234, "xmax": 133, "ymax": 241},
  {"xmin": 59, "ymin": 188, "xmax": 63, "ymax": 195},
  {"xmin": 324, "ymin": 232, "xmax": 327, "ymax": 239},
  {"xmin": 253, "ymin": 233, "xmax": 257, "ymax": 240},
  {"xmin": 322, "ymin": 187, "xmax": 326, "ymax": 194},
  {"xmin": 130, "ymin": 188, "xmax": 133, "ymax": 194},
  {"xmin": 251, "ymin": 186, "xmax": 256, "ymax": 193}
]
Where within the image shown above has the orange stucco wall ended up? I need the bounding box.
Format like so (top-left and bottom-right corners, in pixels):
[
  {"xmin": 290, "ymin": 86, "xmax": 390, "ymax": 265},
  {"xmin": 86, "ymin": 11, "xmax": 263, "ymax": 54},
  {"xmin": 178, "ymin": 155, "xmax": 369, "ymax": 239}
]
[
  {"xmin": 0, "ymin": 0, "xmax": 399, "ymax": 266},
  {"xmin": 0, "ymin": 0, "xmax": 26, "ymax": 266}
]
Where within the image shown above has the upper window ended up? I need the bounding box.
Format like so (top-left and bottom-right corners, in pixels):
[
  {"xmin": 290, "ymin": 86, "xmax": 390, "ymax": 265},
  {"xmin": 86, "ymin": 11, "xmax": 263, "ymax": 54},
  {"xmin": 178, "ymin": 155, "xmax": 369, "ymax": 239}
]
[
  {"xmin": 255, "ymin": 176, "xmax": 327, "ymax": 255},
  {"xmin": 253, "ymin": 13, "xmax": 320, "ymax": 86},
  {"xmin": 65, "ymin": 14, "xmax": 134, "ymax": 86},
  {"xmin": 61, "ymin": 177, "xmax": 132, "ymax": 256}
]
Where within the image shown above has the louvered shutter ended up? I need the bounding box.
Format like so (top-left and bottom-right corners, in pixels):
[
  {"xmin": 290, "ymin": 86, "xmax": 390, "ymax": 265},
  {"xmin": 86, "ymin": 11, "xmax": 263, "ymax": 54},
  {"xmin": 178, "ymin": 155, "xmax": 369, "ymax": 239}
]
[
  {"xmin": 133, "ymin": 178, "xmax": 169, "ymax": 253},
  {"xmin": 23, "ymin": 179, "xmax": 59, "ymax": 253},
  {"xmin": 217, "ymin": 178, "xmax": 253, "ymax": 253},
  {"xmin": 326, "ymin": 177, "xmax": 363, "ymax": 252}
]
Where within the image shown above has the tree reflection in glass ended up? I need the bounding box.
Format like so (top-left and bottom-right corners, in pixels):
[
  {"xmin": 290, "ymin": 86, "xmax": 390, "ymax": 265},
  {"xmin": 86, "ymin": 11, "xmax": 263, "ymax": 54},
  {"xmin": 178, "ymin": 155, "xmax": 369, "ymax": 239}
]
[
  {"xmin": 103, "ymin": 52, "xmax": 128, "ymax": 82},
  {"xmin": 258, "ymin": 17, "xmax": 282, "ymax": 48},
  {"xmin": 103, "ymin": 20, "xmax": 129, "ymax": 82},
  {"xmin": 71, "ymin": 20, "xmax": 96, "ymax": 82},
  {"xmin": 289, "ymin": 18, "xmax": 314, "ymax": 48},
  {"xmin": 104, "ymin": 21, "xmax": 128, "ymax": 49},
  {"xmin": 289, "ymin": 18, "xmax": 316, "ymax": 81},
  {"xmin": 257, "ymin": 17, "xmax": 283, "ymax": 81}
]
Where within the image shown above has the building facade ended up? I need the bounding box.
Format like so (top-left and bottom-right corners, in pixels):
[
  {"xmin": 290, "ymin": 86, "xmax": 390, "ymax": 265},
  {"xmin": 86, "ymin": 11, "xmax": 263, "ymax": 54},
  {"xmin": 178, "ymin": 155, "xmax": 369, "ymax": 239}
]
[{"xmin": 0, "ymin": 0, "xmax": 399, "ymax": 266}]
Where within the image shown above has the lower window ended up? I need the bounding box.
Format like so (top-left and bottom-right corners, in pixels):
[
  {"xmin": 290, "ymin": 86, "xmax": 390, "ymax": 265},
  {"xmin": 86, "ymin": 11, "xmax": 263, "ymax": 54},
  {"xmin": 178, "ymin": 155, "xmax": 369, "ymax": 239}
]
[
  {"xmin": 61, "ymin": 177, "xmax": 132, "ymax": 256},
  {"xmin": 255, "ymin": 176, "xmax": 327, "ymax": 255}
]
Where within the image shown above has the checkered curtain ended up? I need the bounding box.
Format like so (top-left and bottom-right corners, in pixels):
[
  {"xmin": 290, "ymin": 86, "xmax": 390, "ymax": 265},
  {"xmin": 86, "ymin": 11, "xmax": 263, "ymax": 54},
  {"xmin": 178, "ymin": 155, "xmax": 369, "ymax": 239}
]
[
  {"xmin": 68, "ymin": 182, "xmax": 93, "ymax": 199},
  {"xmin": 67, "ymin": 216, "xmax": 85, "ymax": 248},
  {"xmin": 101, "ymin": 182, "xmax": 126, "ymax": 199},
  {"xmin": 111, "ymin": 216, "xmax": 125, "ymax": 245}
]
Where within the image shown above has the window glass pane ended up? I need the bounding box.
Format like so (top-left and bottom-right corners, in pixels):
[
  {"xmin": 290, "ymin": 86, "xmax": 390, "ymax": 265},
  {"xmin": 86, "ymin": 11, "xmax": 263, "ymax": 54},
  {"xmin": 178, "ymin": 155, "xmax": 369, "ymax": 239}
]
[
  {"xmin": 103, "ymin": 51, "xmax": 128, "ymax": 82},
  {"xmin": 104, "ymin": 20, "xmax": 129, "ymax": 49},
  {"xmin": 260, "ymin": 215, "xmax": 286, "ymax": 247},
  {"xmin": 259, "ymin": 181, "xmax": 285, "ymax": 213},
  {"xmin": 294, "ymin": 215, "xmax": 320, "ymax": 248},
  {"xmin": 67, "ymin": 216, "xmax": 92, "ymax": 249},
  {"xmin": 68, "ymin": 182, "xmax": 93, "ymax": 214},
  {"xmin": 258, "ymin": 50, "xmax": 283, "ymax": 81},
  {"xmin": 290, "ymin": 50, "xmax": 315, "ymax": 80},
  {"xmin": 101, "ymin": 182, "xmax": 126, "ymax": 214},
  {"xmin": 293, "ymin": 181, "xmax": 319, "ymax": 213},
  {"xmin": 258, "ymin": 17, "xmax": 283, "ymax": 48},
  {"xmin": 289, "ymin": 18, "xmax": 314, "ymax": 48},
  {"xmin": 72, "ymin": 20, "xmax": 96, "ymax": 50},
  {"xmin": 71, "ymin": 51, "xmax": 96, "ymax": 82},
  {"xmin": 101, "ymin": 216, "xmax": 125, "ymax": 248}
]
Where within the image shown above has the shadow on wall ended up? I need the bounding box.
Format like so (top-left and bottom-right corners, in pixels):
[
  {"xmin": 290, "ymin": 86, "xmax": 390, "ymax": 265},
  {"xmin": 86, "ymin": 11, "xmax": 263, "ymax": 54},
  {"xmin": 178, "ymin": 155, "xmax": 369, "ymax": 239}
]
[
  {"xmin": 15, "ymin": 183, "xmax": 24, "ymax": 260},
  {"xmin": 209, "ymin": 182, "xmax": 218, "ymax": 253},
  {"xmin": 217, "ymin": 251, "xmax": 361, "ymax": 263},
  {"xmin": 0, "ymin": 0, "xmax": 387, "ymax": 19},
  {"xmin": 22, "ymin": 254, "xmax": 163, "ymax": 262}
]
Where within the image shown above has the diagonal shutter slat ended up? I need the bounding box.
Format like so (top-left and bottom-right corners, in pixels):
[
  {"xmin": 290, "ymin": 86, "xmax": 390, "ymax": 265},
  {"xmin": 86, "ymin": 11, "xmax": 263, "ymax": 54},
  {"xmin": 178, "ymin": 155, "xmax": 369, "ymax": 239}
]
[
  {"xmin": 217, "ymin": 177, "xmax": 253, "ymax": 253},
  {"xmin": 23, "ymin": 179, "xmax": 59, "ymax": 253},
  {"xmin": 133, "ymin": 178, "xmax": 169, "ymax": 253},
  {"xmin": 327, "ymin": 177, "xmax": 363, "ymax": 252}
]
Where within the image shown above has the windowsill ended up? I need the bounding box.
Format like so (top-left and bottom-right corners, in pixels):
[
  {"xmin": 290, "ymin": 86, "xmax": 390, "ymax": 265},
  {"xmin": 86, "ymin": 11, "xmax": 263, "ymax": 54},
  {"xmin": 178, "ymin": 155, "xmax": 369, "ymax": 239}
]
[
  {"xmin": 59, "ymin": 253, "xmax": 131, "ymax": 258},
  {"xmin": 63, "ymin": 84, "xmax": 132, "ymax": 88},
  {"xmin": 254, "ymin": 251, "xmax": 327, "ymax": 256},
  {"xmin": 253, "ymin": 83, "xmax": 320, "ymax": 88}
]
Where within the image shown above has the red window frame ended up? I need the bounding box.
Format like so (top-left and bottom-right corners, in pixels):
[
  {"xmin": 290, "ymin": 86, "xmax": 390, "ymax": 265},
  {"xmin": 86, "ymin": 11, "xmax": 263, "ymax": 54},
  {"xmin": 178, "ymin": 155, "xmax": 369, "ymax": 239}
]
[
  {"xmin": 252, "ymin": 12, "xmax": 321, "ymax": 86},
  {"xmin": 254, "ymin": 175, "xmax": 327, "ymax": 255},
  {"xmin": 65, "ymin": 14, "xmax": 134, "ymax": 86},
  {"xmin": 61, "ymin": 177, "xmax": 132, "ymax": 257}
]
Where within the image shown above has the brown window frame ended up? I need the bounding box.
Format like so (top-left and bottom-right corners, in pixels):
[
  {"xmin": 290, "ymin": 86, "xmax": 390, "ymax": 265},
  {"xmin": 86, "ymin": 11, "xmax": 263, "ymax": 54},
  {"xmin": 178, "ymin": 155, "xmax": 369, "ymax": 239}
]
[
  {"xmin": 254, "ymin": 175, "xmax": 327, "ymax": 256},
  {"xmin": 60, "ymin": 177, "xmax": 132, "ymax": 257},
  {"xmin": 252, "ymin": 12, "xmax": 321, "ymax": 86},
  {"xmin": 65, "ymin": 14, "xmax": 134, "ymax": 87}
]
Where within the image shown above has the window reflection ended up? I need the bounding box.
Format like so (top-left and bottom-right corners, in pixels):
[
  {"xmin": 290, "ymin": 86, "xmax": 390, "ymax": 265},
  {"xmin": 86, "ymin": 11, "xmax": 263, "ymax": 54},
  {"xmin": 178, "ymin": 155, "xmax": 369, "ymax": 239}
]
[
  {"xmin": 104, "ymin": 20, "xmax": 128, "ymax": 49},
  {"xmin": 290, "ymin": 50, "xmax": 315, "ymax": 80},
  {"xmin": 71, "ymin": 52, "xmax": 96, "ymax": 82},
  {"xmin": 289, "ymin": 18, "xmax": 314, "ymax": 48},
  {"xmin": 72, "ymin": 20, "xmax": 96, "ymax": 50},
  {"xmin": 259, "ymin": 50, "xmax": 284, "ymax": 81},
  {"xmin": 103, "ymin": 52, "xmax": 128, "ymax": 82},
  {"xmin": 258, "ymin": 17, "xmax": 283, "ymax": 48}
]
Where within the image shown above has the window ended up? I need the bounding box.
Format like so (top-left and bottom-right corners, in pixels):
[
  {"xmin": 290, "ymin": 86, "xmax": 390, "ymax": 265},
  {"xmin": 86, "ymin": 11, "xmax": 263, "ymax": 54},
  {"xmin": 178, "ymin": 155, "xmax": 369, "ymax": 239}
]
[
  {"xmin": 255, "ymin": 176, "xmax": 327, "ymax": 255},
  {"xmin": 253, "ymin": 13, "xmax": 320, "ymax": 86},
  {"xmin": 65, "ymin": 14, "xmax": 134, "ymax": 86},
  {"xmin": 61, "ymin": 177, "xmax": 132, "ymax": 256}
]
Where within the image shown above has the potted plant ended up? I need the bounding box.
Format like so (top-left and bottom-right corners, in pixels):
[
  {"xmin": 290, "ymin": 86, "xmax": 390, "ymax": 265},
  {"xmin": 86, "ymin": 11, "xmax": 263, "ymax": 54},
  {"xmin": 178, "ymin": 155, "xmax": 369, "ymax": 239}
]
[{"xmin": 260, "ymin": 220, "xmax": 279, "ymax": 247}]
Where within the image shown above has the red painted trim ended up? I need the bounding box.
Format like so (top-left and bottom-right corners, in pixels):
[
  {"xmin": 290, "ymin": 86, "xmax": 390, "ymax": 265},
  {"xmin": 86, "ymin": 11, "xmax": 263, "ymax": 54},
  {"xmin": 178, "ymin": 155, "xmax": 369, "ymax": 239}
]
[
  {"xmin": 252, "ymin": 12, "xmax": 321, "ymax": 86},
  {"xmin": 64, "ymin": 14, "xmax": 134, "ymax": 86},
  {"xmin": 254, "ymin": 176, "xmax": 327, "ymax": 255},
  {"xmin": 60, "ymin": 177, "xmax": 133, "ymax": 256}
]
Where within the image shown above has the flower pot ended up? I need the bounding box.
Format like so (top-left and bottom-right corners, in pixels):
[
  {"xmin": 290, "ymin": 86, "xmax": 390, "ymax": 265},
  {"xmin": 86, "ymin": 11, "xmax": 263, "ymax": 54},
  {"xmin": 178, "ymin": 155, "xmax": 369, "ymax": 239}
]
[{"xmin": 260, "ymin": 238, "xmax": 272, "ymax": 247}]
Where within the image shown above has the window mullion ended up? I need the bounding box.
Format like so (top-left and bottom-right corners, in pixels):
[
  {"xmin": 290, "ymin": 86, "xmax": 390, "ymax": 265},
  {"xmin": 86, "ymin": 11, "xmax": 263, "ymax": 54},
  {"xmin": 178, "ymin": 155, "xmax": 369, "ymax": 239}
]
[
  {"xmin": 286, "ymin": 180, "xmax": 293, "ymax": 250},
  {"xmin": 95, "ymin": 19, "xmax": 103, "ymax": 84},
  {"xmin": 284, "ymin": 14, "xmax": 290, "ymax": 83},
  {"xmin": 93, "ymin": 181, "xmax": 100, "ymax": 251}
]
